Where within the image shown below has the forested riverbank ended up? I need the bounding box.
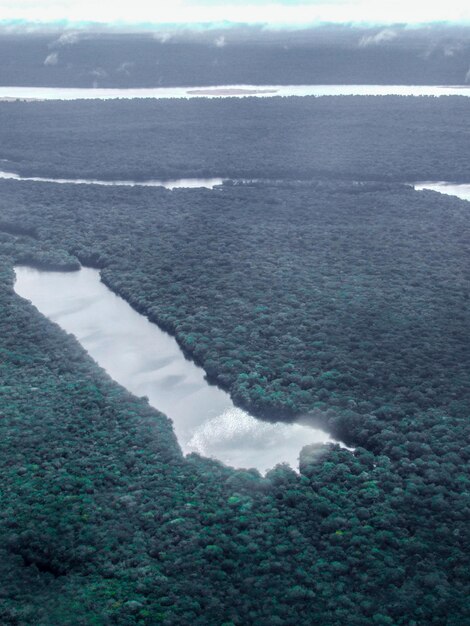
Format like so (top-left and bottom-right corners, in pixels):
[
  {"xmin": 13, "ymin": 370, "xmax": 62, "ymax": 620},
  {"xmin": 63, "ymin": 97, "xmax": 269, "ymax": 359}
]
[
  {"xmin": 0, "ymin": 176, "xmax": 468, "ymax": 623},
  {"xmin": 1, "ymin": 179, "xmax": 468, "ymax": 432},
  {"xmin": 14, "ymin": 265, "xmax": 335, "ymax": 472},
  {"xmin": 0, "ymin": 82, "xmax": 469, "ymax": 625},
  {"xmin": 1, "ymin": 249, "xmax": 467, "ymax": 626},
  {"xmin": 1, "ymin": 96, "xmax": 470, "ymax": 182}
]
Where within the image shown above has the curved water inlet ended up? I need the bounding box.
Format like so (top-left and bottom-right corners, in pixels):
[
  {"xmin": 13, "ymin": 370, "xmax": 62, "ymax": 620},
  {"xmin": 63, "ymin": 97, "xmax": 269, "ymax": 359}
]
[
  {"xmin": 3, "ymin": 84, "xmax": 470, "ymax": 101},
  {"xmin": 0, "ymin": 170, "xmax": 226, "ymax": 189},
  {"xmin": 414, "ymin": 182, "xmax": 470, "ymax": 201},
  {"xmin": 14, "ymin": 266, "xmax": 341, "ymax": 474}
]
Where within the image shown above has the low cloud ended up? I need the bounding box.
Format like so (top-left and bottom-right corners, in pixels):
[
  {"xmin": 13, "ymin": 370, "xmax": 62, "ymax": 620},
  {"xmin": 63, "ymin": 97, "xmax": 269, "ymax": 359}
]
[
  {"xmin": 443, "ymin": 42, "xmax": 464, "ymax": 57},
  {"xmin": 44, "ymin": 52, "xmax": 58, "ymax": 66},
  {"xmin": 90, "ymin": 67, "xmax": 108, "ymax": 78},
  {"xmin": 422, "ymin": 39, "xmax": 466, "ymax": 59},
  {"xmin": 359, "ymin": 29, "xmax": 397, "ymax": 47},
  {"xmin": 154, "ymin": 32, "xmax": 171, "ymax": 43},
  {"xmin": 116, "ymin": 61, "xmax": 135, "ymax": 75},
  {"xmin": 214, "ymin": 35, "xmax": 226, "ymax": 48},
  {"xmin": 49, "ymin": 31, "xmax": 80, "ymax": 49}
]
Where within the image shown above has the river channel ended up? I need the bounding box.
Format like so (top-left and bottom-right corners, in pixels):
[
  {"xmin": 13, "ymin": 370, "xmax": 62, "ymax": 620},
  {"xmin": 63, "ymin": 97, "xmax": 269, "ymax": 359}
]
[
  {"xmin": 0, "ymin": 170, "xmax": 225, "ymax": 189},
  {"xmin": 3, "ymin": 84, "xmax": 470, "ymax": 101},
  {"xmin": 14, "ymin": 266, "xmax": 337, "ymax": 474},
  {"xmin": 11, "ymin": 180, "xmax": 466, "ymax": 472},
  {"xmin": 3, "ymin": 171, "xmax": 470, "ymax": 199},
  {"xmin": 413, "ymin": 182, "xmax": 470, "ymax": 201}
]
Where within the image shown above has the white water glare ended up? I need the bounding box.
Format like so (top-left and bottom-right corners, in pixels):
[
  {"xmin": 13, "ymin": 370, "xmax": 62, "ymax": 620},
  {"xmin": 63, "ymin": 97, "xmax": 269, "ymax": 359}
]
[
  {"xmin": 414, "ymin": 182, "xmax": 470, "ymax": 201},
  {"xmin": 3, "ymin": 85, "xmax": 470, "ymax": 102},
  {"xmin": 0, "ymin": 170, "xmax": 225, "ymax": 189},
  {"xmin": 14, "ymin": 266, "xmax": 339, "ymax": 473}
]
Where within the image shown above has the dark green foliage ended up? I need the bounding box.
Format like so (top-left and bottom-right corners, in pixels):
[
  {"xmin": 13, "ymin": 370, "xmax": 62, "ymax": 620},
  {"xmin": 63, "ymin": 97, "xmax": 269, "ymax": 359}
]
[
  {"xmin": 0, "ymin": 96, "xmax": 468, "ymax": 623},
  {"xmin": 1, "ymin": 96, "xmax": 470, "ymax": 182},
  {"xmin": 0, "ymin": 177, "xmax": 468, "ymax": 624},
  {"xmin": 0, "ymin": 180, "xmax": 468, "ymax": 434}
]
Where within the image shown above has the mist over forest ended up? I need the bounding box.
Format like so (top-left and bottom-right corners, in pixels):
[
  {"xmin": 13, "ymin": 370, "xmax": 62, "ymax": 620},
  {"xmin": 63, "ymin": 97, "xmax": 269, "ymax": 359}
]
[{"xmin": 1, "ymin": 96, "xmax": 470, "ymax": 182}]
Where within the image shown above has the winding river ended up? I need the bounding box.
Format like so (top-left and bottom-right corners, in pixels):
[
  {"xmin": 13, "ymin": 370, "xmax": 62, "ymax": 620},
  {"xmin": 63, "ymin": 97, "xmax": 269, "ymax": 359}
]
[
  {"xmin": 413, "ymin": 182, "xmax": 470, "ymax": 201},
  {"xmin": 3, "ymin": 170, "xmax": 470, "ymax": 200},
  {"xmin": 3, "ymin": 84, "xmax": 470, "ymax": 101},
  {"xmin": 14, "ymin": 266, "xmax": 337, "ymax": 474},
  {"xmin": 0, "ymin": 170, "xmax": 225, "ymax": 189}
]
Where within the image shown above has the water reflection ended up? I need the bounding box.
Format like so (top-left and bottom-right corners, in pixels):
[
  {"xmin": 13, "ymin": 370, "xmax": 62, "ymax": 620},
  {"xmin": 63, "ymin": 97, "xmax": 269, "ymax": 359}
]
[{"xmin": 14, "ymin": 266, "xmax": 336, "ymax": 473}]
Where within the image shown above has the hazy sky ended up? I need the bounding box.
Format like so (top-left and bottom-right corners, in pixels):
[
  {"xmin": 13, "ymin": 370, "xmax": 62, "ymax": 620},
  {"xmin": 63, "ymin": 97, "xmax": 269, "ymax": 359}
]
[{"xmin": 1, "ymin": 0, "xmax": 470, "ymax": 27}]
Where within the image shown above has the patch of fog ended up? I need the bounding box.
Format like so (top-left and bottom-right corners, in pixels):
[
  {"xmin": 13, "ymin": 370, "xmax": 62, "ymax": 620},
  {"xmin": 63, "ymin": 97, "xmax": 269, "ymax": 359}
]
[
  {"xmin": 0, "ymin": 170, "xmax": 226, "ymax": 190},
  {"xmin": 3, "ymin": 84, "xmax": 470, "ymax": 101},
  {"xmin": 414, "ymin": 182, "xmax": 470, "ymax": 201},
  {"xmin": 14, "ymin": 266, "xmax": 342, "ymax": 474}
]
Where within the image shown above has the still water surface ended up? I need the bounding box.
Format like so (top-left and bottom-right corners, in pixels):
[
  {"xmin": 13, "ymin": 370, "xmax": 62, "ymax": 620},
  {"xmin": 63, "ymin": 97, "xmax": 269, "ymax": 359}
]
[
  {"xmin": 4, "ymin": 170, "xmax": 470, "ymax": 201},
  {"xmin": 14, "ymin": 266, "xmax": 337, "ymax": 473},
  {"xmin": 414, "ymin": 182, "xmax": 470, "ymax": 201},
  {"xmin": 3, "ymin": 84, "xmax": 470, "ymax": 101}
]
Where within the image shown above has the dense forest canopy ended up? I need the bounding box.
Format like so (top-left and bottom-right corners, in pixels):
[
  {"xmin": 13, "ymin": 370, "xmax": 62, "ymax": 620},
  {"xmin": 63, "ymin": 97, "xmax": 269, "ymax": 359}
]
[
  {"xmin": 0, "ymin": 94, "xmax": 468, "ymax": 624},
  {"xmin": 0, "ymin": 173, "xmax": 469, "ymax": 623},
  {"xmin": 1, "ymin": 96, "xmax": 470, "ymax": 182},
  {"xmin": 1, "ymin": 179, "xmax": 468, "ymax": 432}
]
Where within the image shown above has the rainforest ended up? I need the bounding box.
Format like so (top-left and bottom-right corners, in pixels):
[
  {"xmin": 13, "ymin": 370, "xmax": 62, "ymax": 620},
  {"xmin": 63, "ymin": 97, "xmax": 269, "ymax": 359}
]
[{"xmin": 0, "ymin": 94, "xmax": 468, "ymax": 626}]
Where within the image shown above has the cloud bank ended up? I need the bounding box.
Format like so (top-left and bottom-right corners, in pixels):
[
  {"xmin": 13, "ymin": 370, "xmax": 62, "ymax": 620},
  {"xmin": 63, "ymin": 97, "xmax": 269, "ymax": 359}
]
[
  {"xmin": 359, "ymin": 28, "xmax": 398, "ymax": 47},
  {"xmin": 1, "ymin": 0, "xmax": 470, "ymax": 28},
  {"xmin": 44, "ymin": 51, "xmax": 58, "ymax": 65}
]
